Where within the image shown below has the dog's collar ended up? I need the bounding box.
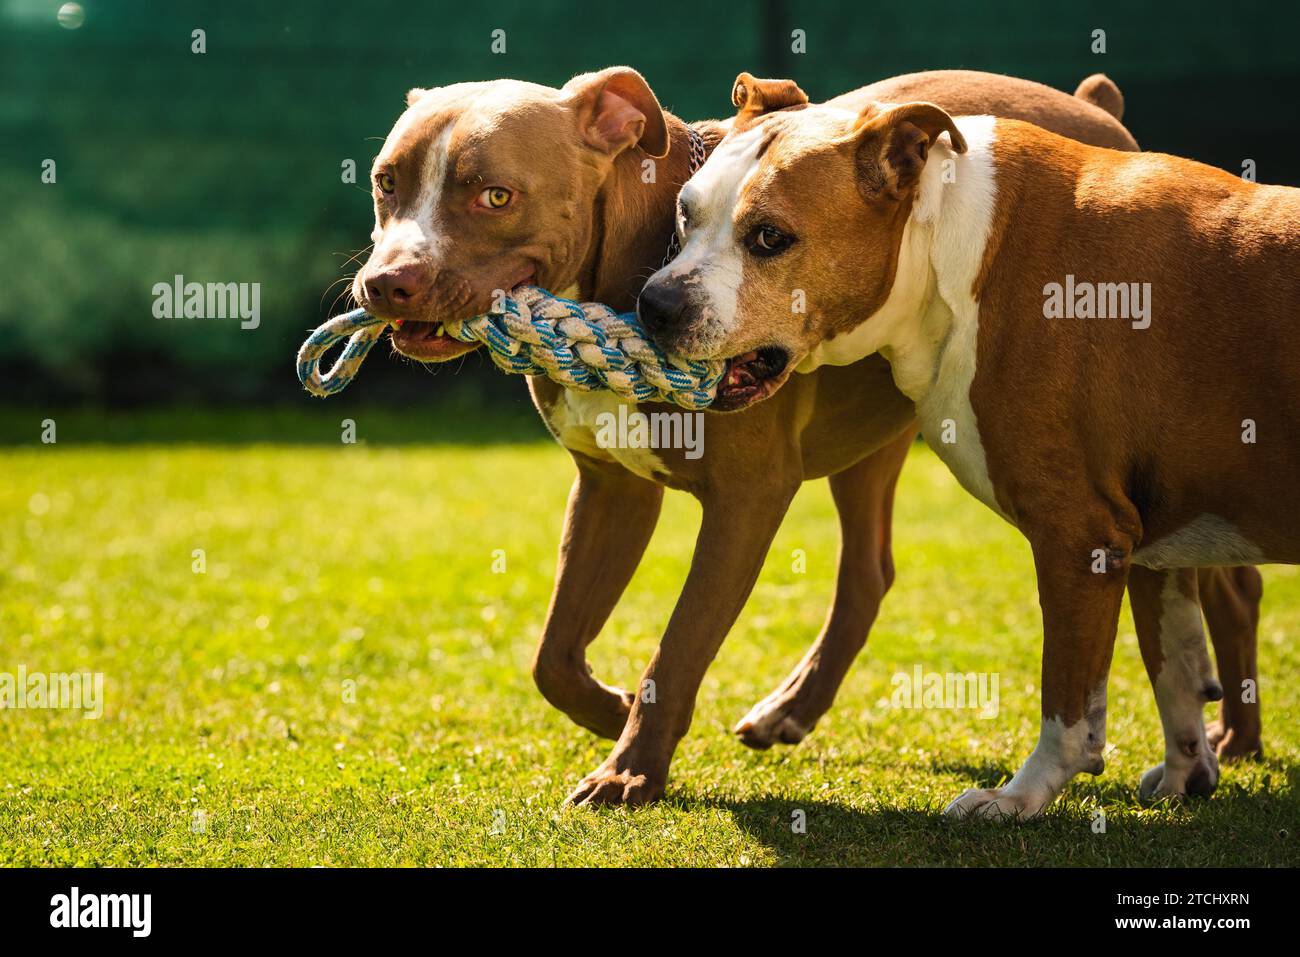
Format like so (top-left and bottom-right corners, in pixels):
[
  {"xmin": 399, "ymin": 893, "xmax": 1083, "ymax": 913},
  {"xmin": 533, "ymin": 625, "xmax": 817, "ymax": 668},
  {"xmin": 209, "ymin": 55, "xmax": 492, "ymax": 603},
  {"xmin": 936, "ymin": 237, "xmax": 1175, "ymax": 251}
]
[{"xmin": 661, "ymin": 125, "xmax": 709, "ymax": 266}]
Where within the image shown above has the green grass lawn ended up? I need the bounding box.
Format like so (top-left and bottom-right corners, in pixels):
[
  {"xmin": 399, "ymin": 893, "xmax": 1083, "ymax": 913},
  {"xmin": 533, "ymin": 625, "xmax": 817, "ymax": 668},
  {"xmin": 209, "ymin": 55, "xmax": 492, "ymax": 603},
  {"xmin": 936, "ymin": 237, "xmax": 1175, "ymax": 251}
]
[{"xmin": 2, "ymin": 409, "xmax": 1298, "ymax": 866}]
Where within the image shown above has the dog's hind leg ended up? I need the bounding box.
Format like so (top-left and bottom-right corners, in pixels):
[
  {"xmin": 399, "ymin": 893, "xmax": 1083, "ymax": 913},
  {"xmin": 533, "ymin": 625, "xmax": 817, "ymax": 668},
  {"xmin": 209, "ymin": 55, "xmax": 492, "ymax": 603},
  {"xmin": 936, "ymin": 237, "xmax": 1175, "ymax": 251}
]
[
  {"xmin": 1130, "ymin": 566, "xmax": 1222, "ymax": 802},
  {"xmin": 532, "ymin": 453, "xmax": 664, "ymax": 739},
  {"xmin": 1198, "ymin": 566, "xmax": 1264, "ymax": 760},
  {"xmin": 733, "ymin": 426, "xmax": 914, "ymax": 749},
  {"xmin": 946, "ymin": 504, "xmax": 1132, "ymax": 821}
]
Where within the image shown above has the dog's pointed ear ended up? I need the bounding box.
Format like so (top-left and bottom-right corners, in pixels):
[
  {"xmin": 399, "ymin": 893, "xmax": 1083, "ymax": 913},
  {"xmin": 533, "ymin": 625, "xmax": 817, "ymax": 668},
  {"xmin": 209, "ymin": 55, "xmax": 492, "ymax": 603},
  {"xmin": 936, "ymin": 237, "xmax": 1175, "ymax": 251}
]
[
  {"xmin": 851, "ymin": 101, "xmax": 966, "ymax": 201},
  {"xmin": 564, "ymin": 66, "xmax": 669, "ymax": 159},
  {"xmin": 731, "ymin": 72, "xmax": 808, "ymax": 122}
]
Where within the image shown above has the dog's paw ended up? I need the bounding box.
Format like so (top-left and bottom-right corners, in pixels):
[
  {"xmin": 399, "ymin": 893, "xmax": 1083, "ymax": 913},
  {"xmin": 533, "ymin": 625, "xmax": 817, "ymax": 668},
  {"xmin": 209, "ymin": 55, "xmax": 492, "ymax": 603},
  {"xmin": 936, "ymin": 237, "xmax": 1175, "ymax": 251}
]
[
  {"xmin": 943, "ymin": 786, "xmax": 1051, "ymax": 822},
  {"xmin": 733, "ymin": 693, "xmax": 813, "ymax": 750},
  {"xmin": 564, "ymin": 764, "xmax": 664, "ymax": 809},
  {"xmin": 1205, "ymin": 719, "xmax": 1262, "ymax": 762},
  {"xmin": 1138, "ymin": 751, "xmax": 1219, "ymax": 803}
]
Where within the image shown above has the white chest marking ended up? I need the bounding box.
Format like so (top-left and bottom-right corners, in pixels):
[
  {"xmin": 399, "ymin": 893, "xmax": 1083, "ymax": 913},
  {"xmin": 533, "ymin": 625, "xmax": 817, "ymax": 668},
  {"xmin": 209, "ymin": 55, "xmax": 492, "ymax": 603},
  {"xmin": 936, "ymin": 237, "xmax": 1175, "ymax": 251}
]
[
  {"xmin": 908, "ymin": 117, "xmax": 1003, "ymax": 518},
  {"xmin": 806, "ymin": 116, "xmax": 1004, "ymax": 519},
  {"xmin": 545, "ymin": 391, "xmax": 668, "ymax": 481},
  {"xmin": 796, "ymin": 118, "xmax": 1002, "ymax": 515}
]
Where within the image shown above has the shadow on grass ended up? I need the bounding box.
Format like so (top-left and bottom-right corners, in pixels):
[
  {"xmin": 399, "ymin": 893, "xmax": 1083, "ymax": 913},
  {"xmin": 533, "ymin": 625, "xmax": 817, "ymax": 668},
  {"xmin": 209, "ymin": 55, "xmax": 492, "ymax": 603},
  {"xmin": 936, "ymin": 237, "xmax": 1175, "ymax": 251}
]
[
  {"xmin": 926, "ymin": 759, "xmax": 1016, "ymax": 789},
  {"xmin": 677, "ymin": 758, "xmax": 1300, "ymax": 867}
]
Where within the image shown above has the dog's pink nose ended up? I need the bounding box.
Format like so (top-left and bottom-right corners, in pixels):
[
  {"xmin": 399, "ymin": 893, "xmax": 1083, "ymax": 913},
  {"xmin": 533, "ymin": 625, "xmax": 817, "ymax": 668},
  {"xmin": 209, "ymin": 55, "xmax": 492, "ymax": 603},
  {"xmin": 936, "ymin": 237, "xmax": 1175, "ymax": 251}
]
[{"xmin": 365, "ymin": 264, "xmax": 427, "ymax": 312}]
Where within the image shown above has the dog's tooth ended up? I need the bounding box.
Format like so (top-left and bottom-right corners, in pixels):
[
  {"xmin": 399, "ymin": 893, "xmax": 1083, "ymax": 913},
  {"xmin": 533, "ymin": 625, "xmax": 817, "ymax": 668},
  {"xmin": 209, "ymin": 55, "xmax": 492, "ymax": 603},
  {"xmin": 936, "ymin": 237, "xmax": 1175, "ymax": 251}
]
[{"xmin": 434, "ymin": 323, "xmax": 445, "ymax": 337}]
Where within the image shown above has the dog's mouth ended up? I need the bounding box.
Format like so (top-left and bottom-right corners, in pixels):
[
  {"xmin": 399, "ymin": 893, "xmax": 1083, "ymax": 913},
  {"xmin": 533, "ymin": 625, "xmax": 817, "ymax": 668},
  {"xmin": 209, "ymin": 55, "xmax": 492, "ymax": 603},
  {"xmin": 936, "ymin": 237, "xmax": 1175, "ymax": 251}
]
[
  {"xmin": 389, "ymin": 320, "xmax": 481, "ymax": 362},
  {"xmin": 712, "ymin": 346, "xmax": 791, "ymax": 412},
  {"xmin": 388, "ymin": 270, "xmax": 535, "ymax": 363}
]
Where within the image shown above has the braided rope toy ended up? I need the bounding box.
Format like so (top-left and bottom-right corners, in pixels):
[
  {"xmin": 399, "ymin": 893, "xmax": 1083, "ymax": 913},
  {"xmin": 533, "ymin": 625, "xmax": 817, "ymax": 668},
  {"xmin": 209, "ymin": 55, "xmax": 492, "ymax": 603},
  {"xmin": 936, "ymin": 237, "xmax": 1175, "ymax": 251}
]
[{"xmin": 296, "ymin": 285, "xmax": 725, "ymax": 410}]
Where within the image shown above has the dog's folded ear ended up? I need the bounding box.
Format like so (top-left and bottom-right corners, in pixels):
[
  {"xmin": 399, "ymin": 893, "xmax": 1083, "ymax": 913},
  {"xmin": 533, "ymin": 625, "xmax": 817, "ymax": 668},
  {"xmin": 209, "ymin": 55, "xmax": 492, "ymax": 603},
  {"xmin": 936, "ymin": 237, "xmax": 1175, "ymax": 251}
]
[
  {"xmin": 564, "ymin": 66, "xmax": 669, "ymax": 159},
  {"xmin": 850, "ymin": 101, "xmax": 967, "ymax": 201},
  {"xmin": 731, "ymin": 73, "xmax": 808, "ymax": 123}
]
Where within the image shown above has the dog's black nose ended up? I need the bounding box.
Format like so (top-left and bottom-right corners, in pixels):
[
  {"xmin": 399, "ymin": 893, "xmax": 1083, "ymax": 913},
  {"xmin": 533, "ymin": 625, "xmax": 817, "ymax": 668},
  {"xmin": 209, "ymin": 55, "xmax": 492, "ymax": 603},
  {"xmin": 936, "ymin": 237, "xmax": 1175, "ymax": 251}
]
[{"xmin": 637, "ymin": 279, "xmax": 689, "ymax": 339}]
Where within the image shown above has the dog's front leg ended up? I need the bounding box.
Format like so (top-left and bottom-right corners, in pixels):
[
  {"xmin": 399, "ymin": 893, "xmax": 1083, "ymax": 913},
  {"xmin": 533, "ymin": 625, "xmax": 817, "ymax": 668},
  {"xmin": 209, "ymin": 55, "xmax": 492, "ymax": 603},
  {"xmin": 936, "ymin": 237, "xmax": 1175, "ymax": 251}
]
[
  {"xmin": 533, "ymin": 454, "xmax": 664, "ymax": 739},
  {"xmin": 946, "ymin": 519, "xmax": 1130, "ymax": 821},
  {"xmin": 734, "ymin": 427, "xmax": 914, "ymax": 748},
  {"xmin": 1129, "ymin": 566, "xmax": 1222, "ymax": 801},
  {"xmin": 565, "ymin": 478, "xmax": 800, "ymax": 807}
]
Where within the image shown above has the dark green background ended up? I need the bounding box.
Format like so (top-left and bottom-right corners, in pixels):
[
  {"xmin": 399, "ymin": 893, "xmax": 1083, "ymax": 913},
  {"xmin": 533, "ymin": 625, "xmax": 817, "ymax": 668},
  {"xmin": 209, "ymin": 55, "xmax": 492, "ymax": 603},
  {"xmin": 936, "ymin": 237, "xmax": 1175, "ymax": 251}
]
[{"xmin": 3, "ymin": 0, "xmax": 1297, "ymax": 405}]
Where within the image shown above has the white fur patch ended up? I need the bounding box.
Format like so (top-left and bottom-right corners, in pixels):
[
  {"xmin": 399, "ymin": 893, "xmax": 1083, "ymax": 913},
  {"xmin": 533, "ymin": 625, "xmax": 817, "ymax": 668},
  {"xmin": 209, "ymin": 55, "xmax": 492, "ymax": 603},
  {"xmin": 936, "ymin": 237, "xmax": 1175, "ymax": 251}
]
[
  {"xmin": 805, "ymin": 116, "xmax": 1004, "ymax": 517},
  {"xmin": 1137, "ymin": 570, "xmax": 1218, "ymax": 800},
  {"xmin": 1020, "ymin": 713, "xmax": 1098, "ymax": 788},
  {"xmin": 372, "ymin": 122, "xmax": 454, "ymax": 261},
  {"xmin": 792, "ymin": 117, "xmax": 1004, "ymax": 515},
  {"xmin": 910, "ymin": 118, "xmax": 1003, "ymax": 517},
  {"xmin": 946, "ymin": 679, "xmax": 1107, "ymax": 820},
  {"xmin": 1133, "ymin": 515, "xmax": 1268, "ymax": 568},
  {"xmin": 656, "ymin": 124, "xmax": 768, "ymax": 351},
  {"xmin": 413, "ymin": 122, "xmax": 455, "ymax": 251},
  {"xmin": 545, "ymin": 390, "xmax": 667, "ymax": 482}
]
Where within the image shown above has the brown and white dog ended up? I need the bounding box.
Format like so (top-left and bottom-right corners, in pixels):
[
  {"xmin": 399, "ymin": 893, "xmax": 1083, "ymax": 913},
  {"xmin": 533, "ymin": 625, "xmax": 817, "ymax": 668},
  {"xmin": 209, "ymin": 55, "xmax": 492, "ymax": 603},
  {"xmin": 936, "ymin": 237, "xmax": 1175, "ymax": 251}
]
[
  {"xmin": 352, "ymin": 67, "xmax": 1262, "ymax": 808},
  {"xmin": 640, "ymin": 78, "xmax": 1290, "ymax": 817}
]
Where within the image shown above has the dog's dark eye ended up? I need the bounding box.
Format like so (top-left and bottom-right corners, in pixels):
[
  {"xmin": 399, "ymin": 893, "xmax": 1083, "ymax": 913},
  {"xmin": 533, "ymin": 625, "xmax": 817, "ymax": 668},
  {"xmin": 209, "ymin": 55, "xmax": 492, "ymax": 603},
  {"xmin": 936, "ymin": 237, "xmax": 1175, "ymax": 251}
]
[
  {"xmin": 676, "ymin": 199, "xmax": 691, "ymax": 234},
  {"xmin": 376, "ymin": 171, "xmax": 395, "ymax": 194},
  {"xmin": 746, "ymin": 224, "xmax": 794, "ymax": 257}
]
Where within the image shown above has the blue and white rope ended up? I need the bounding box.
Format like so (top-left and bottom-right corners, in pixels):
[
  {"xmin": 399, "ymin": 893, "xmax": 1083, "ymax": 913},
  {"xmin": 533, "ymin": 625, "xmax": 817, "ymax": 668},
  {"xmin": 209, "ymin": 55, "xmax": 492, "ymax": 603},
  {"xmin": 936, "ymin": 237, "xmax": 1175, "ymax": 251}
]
[
  {"xmin": 295, "ymin": 309, "xmax": 388, "ymax": 397},
  {"xmin": 296, "ymin": 285, "xmax": 725, "ymax": 410}
]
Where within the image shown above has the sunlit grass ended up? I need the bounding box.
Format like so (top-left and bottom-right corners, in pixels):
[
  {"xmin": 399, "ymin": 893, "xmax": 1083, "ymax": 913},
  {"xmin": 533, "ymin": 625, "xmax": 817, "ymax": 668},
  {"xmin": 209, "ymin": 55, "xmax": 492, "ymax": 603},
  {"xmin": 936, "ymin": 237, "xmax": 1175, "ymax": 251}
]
[{"xmin": 1, "ymin": 420, "xmax": 1297, "ymax": 865}]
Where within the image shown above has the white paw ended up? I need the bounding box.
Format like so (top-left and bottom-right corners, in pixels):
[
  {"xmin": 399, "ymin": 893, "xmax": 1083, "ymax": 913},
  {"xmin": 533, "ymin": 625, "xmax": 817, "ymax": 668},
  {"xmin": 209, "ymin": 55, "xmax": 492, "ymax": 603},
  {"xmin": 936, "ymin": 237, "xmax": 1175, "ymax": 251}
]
[
  {"xmin": 943, "ymin": 786, "xmax": 1053, "ymax": 822},
  {"xmin": 1139, "ymin": 751, "xmax": 1219, "ymax": 802},
  {"xmin": 732, "ymin": 697, "xmax": 812, "ymax": 750}
]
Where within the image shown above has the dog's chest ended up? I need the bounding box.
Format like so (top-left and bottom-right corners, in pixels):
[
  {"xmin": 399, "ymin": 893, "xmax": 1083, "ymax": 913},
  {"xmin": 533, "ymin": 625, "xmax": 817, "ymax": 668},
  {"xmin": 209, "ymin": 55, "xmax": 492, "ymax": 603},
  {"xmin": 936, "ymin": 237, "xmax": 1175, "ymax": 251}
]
[
  {"xmin": 906, "ymin": 296, "xmax": 1009, "ymax": 523},
  {"xmin": 909, "ymin": 116, "xmax": 1013, "ymax": 524},
  {"xmin": 538, "ymin": 388, "xmax": 669, "ymax": 482},
  {"xmin": 916, "ymin": 381, "xmax": 1006, "ymax": 524}
]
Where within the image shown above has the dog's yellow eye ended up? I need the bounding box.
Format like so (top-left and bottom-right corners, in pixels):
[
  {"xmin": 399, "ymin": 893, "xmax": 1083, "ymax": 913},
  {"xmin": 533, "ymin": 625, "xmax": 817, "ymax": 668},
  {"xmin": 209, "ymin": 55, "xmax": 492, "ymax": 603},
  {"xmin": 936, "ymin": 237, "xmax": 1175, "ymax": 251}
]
[
  {"xmin": 481, "ymin": 187, "xmax": 512, "ymax": 209},
  {"xmin": 376, "ymin": 172, "xmax": 395, "ymax": 194}
]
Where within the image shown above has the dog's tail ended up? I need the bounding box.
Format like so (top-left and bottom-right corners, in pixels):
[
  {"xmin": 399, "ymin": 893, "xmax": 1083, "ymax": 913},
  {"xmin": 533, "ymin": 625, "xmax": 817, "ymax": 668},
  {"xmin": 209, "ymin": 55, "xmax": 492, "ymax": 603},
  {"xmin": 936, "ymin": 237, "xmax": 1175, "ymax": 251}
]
[{"xmin": 1073, "ymin": 73, "xmax": 1125, "ymax": 121}]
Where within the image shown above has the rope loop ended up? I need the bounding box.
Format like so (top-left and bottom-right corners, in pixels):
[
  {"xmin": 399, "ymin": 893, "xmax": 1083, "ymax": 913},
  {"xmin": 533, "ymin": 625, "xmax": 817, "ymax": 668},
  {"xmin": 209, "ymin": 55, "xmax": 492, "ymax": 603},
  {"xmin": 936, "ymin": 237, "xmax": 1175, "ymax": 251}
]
[{"xmin": 297, "ymin": 285, "xmax": 724, "ymax": 409}]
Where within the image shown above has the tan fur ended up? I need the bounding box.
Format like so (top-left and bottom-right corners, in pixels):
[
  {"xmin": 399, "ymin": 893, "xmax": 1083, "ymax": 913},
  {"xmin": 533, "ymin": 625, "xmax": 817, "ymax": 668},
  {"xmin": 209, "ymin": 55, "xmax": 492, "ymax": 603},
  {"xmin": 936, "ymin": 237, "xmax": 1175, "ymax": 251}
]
[
  {"xmin": 731, "ymin": 72, "xmax": 809, "ymax": 122},
  {"xmin": 356, "ymin": 68, "xmax": 1263, "ymax": 808},
  {"xmin": 1073, "ymin": 73, "xmax": 1125, "ymax": 122},
  {"xmin": 657, "ymin": 93, "xmax": 1281, "ymax": 812},
  {"xmin": 972, "ymin": 121, "xmax": 1300, "ymax": 558},
  {"xmin": 836, "ymin": 69, "xmax": 1136, "ymax": 149}
]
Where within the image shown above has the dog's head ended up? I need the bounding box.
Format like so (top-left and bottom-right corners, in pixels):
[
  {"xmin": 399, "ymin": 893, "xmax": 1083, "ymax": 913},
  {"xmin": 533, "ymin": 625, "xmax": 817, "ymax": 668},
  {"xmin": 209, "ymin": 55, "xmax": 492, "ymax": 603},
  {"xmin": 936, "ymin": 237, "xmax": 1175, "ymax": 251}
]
[
  {"xmin": 353, "ymin": 67, "xmax": 668, "ymax": 361},
  {"xmin": 637, "ymin": 75, "xmax": 964, "ymax": 411}
]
